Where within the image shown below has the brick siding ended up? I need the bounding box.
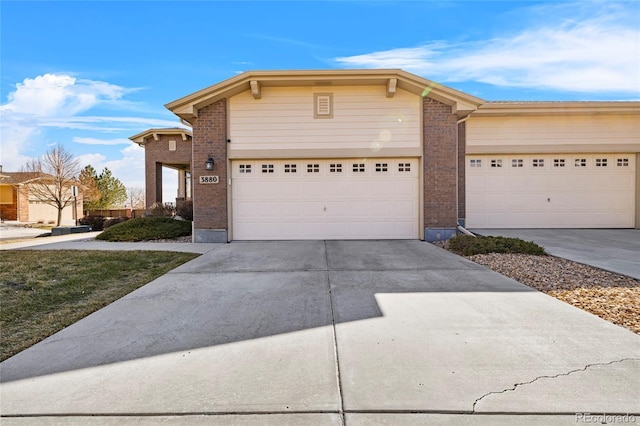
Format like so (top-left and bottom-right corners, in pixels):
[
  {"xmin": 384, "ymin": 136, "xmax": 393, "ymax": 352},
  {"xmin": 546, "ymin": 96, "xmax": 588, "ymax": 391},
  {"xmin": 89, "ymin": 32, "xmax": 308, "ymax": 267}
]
[
  {"xmin": 143, "ymin": 133, "xmax": 192, "ymax": 208},
  {"xmin": 423, "ymin": 97, "xmax": 459, "ymax": 228},
  {"xmin": 192, "ymin": 99, "xmax": 228, "ymax": 231}
]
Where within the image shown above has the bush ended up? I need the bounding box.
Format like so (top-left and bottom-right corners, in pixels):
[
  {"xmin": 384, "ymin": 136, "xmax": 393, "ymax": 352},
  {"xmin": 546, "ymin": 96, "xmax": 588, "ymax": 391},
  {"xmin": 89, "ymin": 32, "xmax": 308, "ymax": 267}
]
[
  {"xmin": 448, "ymin": 235, "xmax": 546, "ymax": 256},
  {"xmin": 147, "ymin": 202, "xmax": 176, "ymax": 218},
  {"xmin": 176, "ymin": 200, "xmax": 193, "ymax": 221},
  {"xmin": 103, "ymin": 217, "xmax": 129, "ymax": 229},
  {"xmin": 79, "ymin": 215, "xmax": 106, "ymax": 231},
  {"xmin": 96, "ymin": 216, "xmax": 192, "ymax": 242}
]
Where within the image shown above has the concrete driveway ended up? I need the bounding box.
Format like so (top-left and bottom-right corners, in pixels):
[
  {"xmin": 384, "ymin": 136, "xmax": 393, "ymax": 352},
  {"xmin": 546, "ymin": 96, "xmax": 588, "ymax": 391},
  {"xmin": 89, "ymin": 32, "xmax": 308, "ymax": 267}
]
[
  {"xmin": 471, "ymin": 229, "xmax": 640, "ymax": 280},
  {"xmin": 1, "ymin": 241, "xmax": 639, "ymax": 425}
]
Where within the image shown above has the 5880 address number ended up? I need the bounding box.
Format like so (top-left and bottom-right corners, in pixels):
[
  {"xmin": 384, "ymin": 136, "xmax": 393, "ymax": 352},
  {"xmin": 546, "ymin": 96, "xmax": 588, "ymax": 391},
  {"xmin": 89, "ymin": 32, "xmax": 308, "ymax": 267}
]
[{"xmin": 199, "ymin": 175, "xmax": 219, "ymax": 184}]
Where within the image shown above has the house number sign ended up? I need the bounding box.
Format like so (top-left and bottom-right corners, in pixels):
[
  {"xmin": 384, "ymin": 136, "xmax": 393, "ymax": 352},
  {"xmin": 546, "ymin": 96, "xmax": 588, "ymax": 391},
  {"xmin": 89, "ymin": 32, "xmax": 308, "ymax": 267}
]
[{"xmin": 199, "ymin": 175, "xmax": 219, "ymax": 184}]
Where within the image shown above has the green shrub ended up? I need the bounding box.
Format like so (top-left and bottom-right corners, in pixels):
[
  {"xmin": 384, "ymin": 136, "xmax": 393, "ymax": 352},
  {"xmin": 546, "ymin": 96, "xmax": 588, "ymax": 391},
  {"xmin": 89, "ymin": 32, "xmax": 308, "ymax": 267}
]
[
  {"xmin": 103, "ymin": 217, "xmax": 129, "ymax": 229},
  {"xmin": 448, "ymin": 235, "xmax": 546, "ymax": 256},
  {"xmin": 79, "ymin": 215, "xmax": 106, "ymax": 231},
  {"xmin": 96, "ymin": 217, "xmax": 192, "ymax": 242}
]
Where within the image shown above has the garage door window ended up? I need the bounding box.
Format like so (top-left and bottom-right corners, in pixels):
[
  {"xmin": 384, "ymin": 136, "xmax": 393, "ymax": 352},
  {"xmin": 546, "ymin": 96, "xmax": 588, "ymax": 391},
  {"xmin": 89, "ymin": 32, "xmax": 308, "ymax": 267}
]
[
  {"xmin": 307, "ymin": 164, "xmax": 320, "ymax": 173},
  {"xmin": 491, "ymin": 159, "xmax": 503, "ymax": 168},
  {"xmin": 353, "ymin": 163, "xmax": 365, "ymax": 172},
  {"xmin": 574, "ymin": 158, "xmax": 587, "ymax": 167},
  {"xmin": 617, "ymin": 158, "xmax": 629, "ymax": 167},
  {"xmin": 470, "ymin": 159, "xmax": 482, "ymax": 168},
  {"xmin": 398, "ymin": 163, "xmax": 411, "ymax": 172},
  {"xmin": 239, "ymin": 164, "xmax": 252, "ymax": 174},
  {"xmin": 329, "ymin": 163, "xmax": 343, "ymax": 173},
  {"xmin": 511, "ymin": 159, "xmax": 523, "ymax": 168},
  {"xmin": 284, "ymin": 164, "xmax": 297, "ymax": 173},
  {"xmin": 375, "ymin": 163, "xmax": 389, "ymax": 172},
  {"xmin": 532, "ymin": 159, "xmax": 544, "ymax": 167},
  {"xmin": 553, "ymin": 159, "xmax": 566, "ymax": 167},
  {"xmin": 262, "ymin": 164, "xmax": 275, "ymax": 173},
  {"xmin": 596, "ymin": 159, "xmax": 608, "ymax": 167}
]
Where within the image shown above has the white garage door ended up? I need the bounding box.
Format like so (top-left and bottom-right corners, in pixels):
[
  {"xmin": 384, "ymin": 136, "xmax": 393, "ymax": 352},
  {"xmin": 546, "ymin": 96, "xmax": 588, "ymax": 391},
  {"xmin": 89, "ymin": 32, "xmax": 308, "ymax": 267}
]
[
  {"xmin": 466, "ymin": 154, "xmax": 636, "ymax": 228},
  {"xmin": 232, "ymin": 158, "xmax": 419, "ymax": 240}
]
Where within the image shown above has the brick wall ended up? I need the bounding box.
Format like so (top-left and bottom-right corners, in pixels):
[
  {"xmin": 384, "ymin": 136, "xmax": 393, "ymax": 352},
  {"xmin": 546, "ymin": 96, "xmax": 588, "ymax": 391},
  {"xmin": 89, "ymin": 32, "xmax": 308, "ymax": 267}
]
[
  {"xmin": 423, "ymin": 97, "xmax": 459, "ymax": 230},
  {"xmin": 143, "ymin": 133, "xmax": 192, "ymax": 208},
  {"xmin": 192, "ymin": 99, "xmax": 228, "ymax": 236}
]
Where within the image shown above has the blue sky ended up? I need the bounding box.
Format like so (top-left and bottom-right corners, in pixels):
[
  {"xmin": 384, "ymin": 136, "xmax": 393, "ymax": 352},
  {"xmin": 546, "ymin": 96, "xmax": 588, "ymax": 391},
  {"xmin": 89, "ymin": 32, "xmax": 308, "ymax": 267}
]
[{"xmin": 1, "ymin": 0, "xmax": 639, "ymax": 204}]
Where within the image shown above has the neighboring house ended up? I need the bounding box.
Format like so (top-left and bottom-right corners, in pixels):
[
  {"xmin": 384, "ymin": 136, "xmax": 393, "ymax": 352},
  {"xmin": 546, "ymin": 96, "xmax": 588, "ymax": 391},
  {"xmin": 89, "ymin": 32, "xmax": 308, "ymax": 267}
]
[
  {"xmin": 130, "ymin": 69, "xmax": 640, "ymax": 243},
  {"xmin": 0, "ymin": 171, "xmax": 83, "ymax": 225}
]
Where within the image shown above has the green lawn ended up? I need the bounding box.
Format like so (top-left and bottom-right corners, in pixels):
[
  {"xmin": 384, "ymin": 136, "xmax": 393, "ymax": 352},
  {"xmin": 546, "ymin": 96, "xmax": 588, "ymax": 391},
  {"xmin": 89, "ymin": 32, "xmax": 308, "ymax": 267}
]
[{"xmin": 0, "ymin": 250, "xmax": 199, "ymax": 361}]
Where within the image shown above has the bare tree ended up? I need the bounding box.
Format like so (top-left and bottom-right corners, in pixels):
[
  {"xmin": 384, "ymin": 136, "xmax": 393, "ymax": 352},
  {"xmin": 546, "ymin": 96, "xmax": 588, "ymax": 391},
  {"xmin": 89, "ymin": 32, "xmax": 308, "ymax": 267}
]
[
  {"xmin": 21, "ymin": 144, "xmax": 81, "ymax": 226},
  {"xmin": 126, "ymin": 187, "xmax": 145, "ymax": 209}
]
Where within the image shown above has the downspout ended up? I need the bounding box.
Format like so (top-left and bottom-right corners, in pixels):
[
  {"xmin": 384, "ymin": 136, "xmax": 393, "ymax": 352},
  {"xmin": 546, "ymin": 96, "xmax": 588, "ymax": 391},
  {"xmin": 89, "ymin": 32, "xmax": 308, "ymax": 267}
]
[
  {"xmin": 457, "ymin": 224, "xmax": 475, "ymax": 237},
  {"xmin": 456, "ymin": 115, "xmax": 471, "ymax": 125}
]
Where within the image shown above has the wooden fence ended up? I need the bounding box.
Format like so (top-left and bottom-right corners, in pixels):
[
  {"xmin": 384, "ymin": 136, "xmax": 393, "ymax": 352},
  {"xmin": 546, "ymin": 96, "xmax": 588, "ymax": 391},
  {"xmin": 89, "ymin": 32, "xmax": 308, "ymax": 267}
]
[{"xmin": 83, "ymin": 209, "xmax": 146, "ymax": 218}]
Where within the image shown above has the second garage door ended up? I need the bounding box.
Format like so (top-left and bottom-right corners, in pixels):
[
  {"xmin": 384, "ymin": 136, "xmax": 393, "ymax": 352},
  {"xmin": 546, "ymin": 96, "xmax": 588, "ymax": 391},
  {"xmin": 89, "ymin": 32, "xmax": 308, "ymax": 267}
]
[
  {"xmin": 466, "ymin": 154, "xmax": 636, "ymax": 228},
  {"xmin": 231, "ymin": 158, "xmax": 420, "ymax": 240}
]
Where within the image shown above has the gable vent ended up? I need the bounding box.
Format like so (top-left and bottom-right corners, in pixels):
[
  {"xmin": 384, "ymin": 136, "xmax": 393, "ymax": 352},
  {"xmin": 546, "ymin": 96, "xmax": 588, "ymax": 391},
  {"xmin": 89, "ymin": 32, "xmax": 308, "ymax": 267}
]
[{"xmin": 314, "ymin": 93, "xmax": 333, "ymax": 118}]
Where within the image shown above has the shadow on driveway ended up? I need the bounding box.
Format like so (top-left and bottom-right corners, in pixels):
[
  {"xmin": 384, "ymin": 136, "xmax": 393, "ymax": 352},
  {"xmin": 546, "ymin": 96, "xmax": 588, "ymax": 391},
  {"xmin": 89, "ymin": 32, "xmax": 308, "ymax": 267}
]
[
  {"xmin": 1, "ymin": 241, "xmax": 532, "ymax": 383},
  {"xmin": 2, "ymin": 241, "xmax": 638, "ymax": 416}
]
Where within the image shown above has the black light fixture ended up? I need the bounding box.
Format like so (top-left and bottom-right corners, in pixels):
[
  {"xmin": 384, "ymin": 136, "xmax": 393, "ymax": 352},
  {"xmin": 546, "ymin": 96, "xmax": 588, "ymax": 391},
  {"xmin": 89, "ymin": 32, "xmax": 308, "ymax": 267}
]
[{"xmin": 205, "ymin": 155, "xmax": 214, "ymax": 171}]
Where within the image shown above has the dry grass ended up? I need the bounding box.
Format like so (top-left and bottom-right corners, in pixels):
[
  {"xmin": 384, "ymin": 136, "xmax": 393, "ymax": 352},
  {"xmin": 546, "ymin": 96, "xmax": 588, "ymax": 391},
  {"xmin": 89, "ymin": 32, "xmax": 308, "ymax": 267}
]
[{"xmin": 0, "ymin": 250, "xmax": 199, "ymax": 361}]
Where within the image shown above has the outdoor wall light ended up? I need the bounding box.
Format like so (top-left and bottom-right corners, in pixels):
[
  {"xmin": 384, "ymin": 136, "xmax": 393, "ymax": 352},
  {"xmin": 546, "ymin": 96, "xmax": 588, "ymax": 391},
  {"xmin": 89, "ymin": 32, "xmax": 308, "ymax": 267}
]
[{"xmin": 205, "ymin": 156, "xmax": 215, "ymax": 171}]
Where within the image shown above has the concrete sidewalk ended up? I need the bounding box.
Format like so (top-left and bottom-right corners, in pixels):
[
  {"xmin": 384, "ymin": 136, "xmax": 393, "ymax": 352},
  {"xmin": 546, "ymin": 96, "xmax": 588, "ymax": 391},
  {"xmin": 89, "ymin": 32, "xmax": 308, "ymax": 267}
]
[
  {"xmin": 0, "ymin": 233, "xmax": 220, "ymax": 254},
  {"xmin": 1, "ymin": 240, "xmax": 638, "ymax": 425},
  {"xmin": 471, "ymin": 229, "xmax": 640, "ymax": 280}
]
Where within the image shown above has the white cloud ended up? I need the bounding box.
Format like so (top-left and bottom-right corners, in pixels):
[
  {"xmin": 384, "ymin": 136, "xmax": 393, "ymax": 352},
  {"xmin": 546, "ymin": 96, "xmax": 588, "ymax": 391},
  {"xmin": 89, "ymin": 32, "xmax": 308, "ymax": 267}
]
[
  {"xmin": 106, "ymin": 144, "xmax": 146, "ymax": 189},
  {"xmin": 76, "ymin": 153, "xmax": 108, "ymax": 170},
  {"xmin": 73, "ymin": 137, "xmax": 131, "ymax": 146},
  {"xmin": 77, "ymin": 144, "xmax": 146, "ymax": 190},
  {"xmin": 0, "ymin": 73, "xmax": 183, "ymax": 174},
  {"xmin": 0, "ymin": 74, "xmax": 130, "ymax": 117},
  {"xmin": 335, "ymin": 3, "xmax": 640, "ymax": 95}
]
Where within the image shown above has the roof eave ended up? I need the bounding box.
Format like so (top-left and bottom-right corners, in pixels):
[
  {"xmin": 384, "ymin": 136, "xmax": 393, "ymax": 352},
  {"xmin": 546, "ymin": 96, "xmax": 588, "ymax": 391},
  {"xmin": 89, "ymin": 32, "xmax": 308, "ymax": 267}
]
[
  {"xmin": 165, "ymin": 69, "xmax": 485, "ymax": 120},
  {"xmin": 474, "ymin": 101, "xmax": 640, "ymax": 117},
  {"xmin": 129, "ymin": 128, "xmax": 193, "ymax": 146}
]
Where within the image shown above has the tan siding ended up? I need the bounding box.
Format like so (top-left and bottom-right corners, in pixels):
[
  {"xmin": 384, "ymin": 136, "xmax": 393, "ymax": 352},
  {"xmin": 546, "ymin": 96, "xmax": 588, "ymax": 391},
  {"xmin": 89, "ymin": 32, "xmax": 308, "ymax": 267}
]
[
  {"xmin": 28, "ymin": 202, "xmax": 75, "ymax": 225},
  {"xmin": 228, "ymin": 86, "xmax": 420, "ymax": 151},
  {"xmin": 467, "ymin": 115, "xmax": 640, "ymax": 154}
]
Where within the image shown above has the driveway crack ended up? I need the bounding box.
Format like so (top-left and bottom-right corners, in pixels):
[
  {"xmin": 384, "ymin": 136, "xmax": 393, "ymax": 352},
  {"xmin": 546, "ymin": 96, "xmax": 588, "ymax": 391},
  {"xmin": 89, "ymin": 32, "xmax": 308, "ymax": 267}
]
[
  {"xmin": 471, "ymin": 358, "xmax": 640, "ymax": 413},
  {"xmin": 324, "ymin": 240, "xmax": 345, "ymax": 426}
]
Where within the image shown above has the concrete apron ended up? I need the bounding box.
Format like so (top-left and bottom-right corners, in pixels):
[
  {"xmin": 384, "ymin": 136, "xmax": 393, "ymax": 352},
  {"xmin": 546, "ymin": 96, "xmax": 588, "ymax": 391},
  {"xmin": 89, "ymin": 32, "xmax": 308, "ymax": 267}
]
[
  {"xmin": 1, "ymin": 241, "xmax": 639, "ymax": 425},
  {"xmin": 470, "ymin": 228, "xmax": 640, "ymax": 280}
]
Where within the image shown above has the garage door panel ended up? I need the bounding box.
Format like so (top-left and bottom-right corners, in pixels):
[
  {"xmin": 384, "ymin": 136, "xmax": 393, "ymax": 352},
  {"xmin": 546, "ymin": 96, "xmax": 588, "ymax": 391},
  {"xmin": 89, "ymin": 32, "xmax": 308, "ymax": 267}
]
[
  {"xmin": 485, "ymin": 174, "xmax": 509, "ymax": 190},
  {"xmin": 506, "ymin": 193, "xmax": 529, "ymax": 209},
  {"xmin": 232, "ymin": 158, "xmax": 419, "ymax": 240},
  {"xmin": 372, "ymin": 200, "xmax": 398, "ymax": 215},
  {"xmin": 467, "ymin": 154, "xmax": 635, "ymax": 228},
  {"xmin": 393, "ymin": 199, "xmax": 417, "ymax": 217}
]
